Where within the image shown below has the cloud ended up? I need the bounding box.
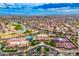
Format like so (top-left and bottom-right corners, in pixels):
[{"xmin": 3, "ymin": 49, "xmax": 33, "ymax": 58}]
[
  {"xmin": 0, "ymin": 3, "xmax": 7, "ymax": 8},
  {"xmin": 0, "ymin": 3, "xmax": 44, "ymax": 9},
  {"xmin": 0, "ymin": 3, "xmax": 79, "ymax": 16},
  {"xmin": 0, "ymin": 3, "xmax": 79, "ymax": 10},
  {"xmin": 33, "ymin": 3, "xmax": 79, "ymax": 9},
  {"xmin": 38, "ymin": 8, "xmax": 44, "ymax": 11}
]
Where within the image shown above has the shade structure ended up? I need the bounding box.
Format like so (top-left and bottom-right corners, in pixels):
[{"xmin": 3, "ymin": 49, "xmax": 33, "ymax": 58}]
[{"xmin": 26, "ymin": 36, "xmax": 33, "ymax": 41}]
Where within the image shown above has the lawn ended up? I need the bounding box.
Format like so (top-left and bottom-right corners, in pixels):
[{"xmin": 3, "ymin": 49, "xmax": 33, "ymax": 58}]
[
  {"xmin": 31, "ymin": 40, "xmax": 40, "ymax": 46},
  {"xmin": 44, "ymin": 40, "xmax": 56, "ymax": 47},
  {"xmin": 56, "ymin": 32, "xmax": 65, "ymax": 38},
  {"xmin": 2, "ymin": 48, "xmax": 17, "ymax": 52},
  {"xmin": 70, "ymin": 35, "xmax": 78, "ymax": 45},
  {"xmin": 74, "ymin": 20, "xmax": 79, "ymax": 28}
]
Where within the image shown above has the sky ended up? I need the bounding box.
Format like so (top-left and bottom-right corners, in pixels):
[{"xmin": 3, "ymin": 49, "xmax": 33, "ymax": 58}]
[{"xmin": 0, "ymin": 3, "xmax": 79, "ymax": 15}]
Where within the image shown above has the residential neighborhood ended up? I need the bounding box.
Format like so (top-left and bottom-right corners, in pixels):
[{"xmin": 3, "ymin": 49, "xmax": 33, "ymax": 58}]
[{"xmin": 0, "ymin": 16, "xmax": 79, "ymax": 56}]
